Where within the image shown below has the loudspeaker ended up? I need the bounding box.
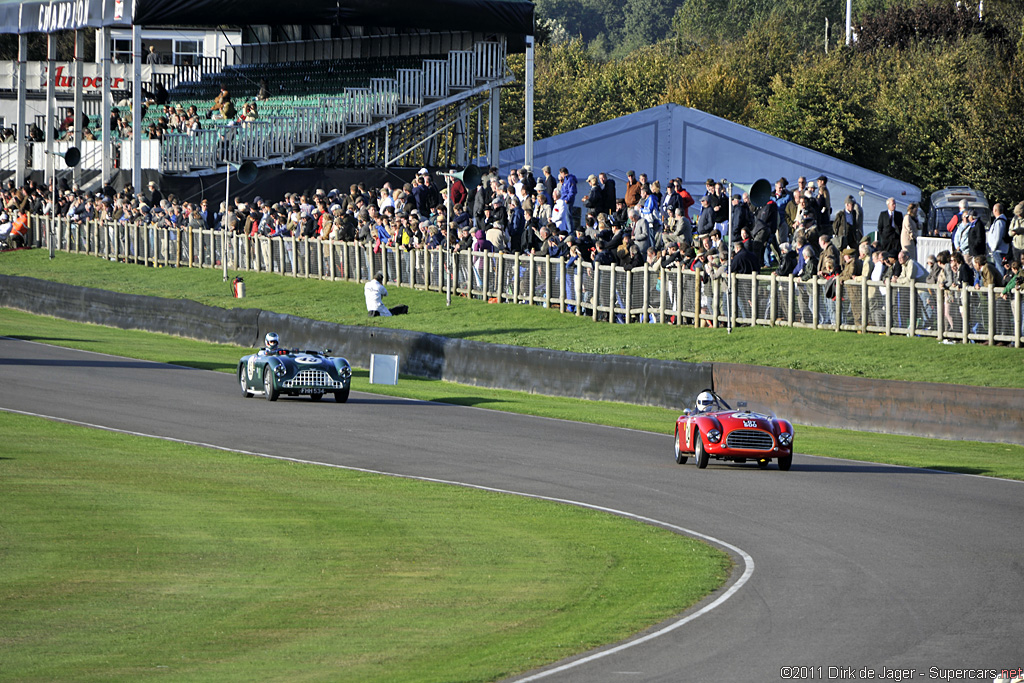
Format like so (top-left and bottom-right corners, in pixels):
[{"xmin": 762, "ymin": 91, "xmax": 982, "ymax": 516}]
[
  {"xmin": 734, "ymin": 178, "xmax": 772, "ymax": 208},
  {"xmin": 447, "ymin": 164, "xmax": 481, "ymax": 189},
  {"xmin": 44, "ymin": 146, "xmax": 81, "ymax": 168},
  {"xmin": 236, "ymin": 161, "xmax": 257, "ymax": 185}
]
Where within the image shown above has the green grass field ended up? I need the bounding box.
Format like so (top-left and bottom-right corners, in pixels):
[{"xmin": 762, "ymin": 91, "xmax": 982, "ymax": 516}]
[
  {"xmin": 0, "ymin": 410, "xmax": 729, "ymax": 682},
  {"xmin": 2, "ymin": 249, "xmax": 1021, "ymax": 387},
  {"xmin": 3, "ymin": 249, "xmax": 1024, "ymax": 681}
]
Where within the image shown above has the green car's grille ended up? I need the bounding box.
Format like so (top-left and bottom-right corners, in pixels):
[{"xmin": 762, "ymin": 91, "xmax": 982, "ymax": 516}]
[{"xmin": 283, "ymin": 369, "xmax": 346, "ymax": 389}]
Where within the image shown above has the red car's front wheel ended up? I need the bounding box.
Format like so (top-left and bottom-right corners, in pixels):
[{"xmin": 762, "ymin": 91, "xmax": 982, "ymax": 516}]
[
  {"xmin": 674, "ymin": 429, "xmax": 688, "ymax": 465},
  {"xmin": 694, "ymin": 431, "xmax": 709, "ymax": 469}
]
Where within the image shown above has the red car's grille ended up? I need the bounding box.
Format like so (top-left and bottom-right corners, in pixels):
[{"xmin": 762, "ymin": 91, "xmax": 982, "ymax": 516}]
[{"xmin": 726, "ymin": 429, "xmax": 774, "ymax": 451}]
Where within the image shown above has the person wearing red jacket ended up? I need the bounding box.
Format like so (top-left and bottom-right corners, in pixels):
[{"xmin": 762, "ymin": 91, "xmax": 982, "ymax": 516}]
[{"xmin": 5, "ymin": 209, "xmax": 29, "ymax": 249}]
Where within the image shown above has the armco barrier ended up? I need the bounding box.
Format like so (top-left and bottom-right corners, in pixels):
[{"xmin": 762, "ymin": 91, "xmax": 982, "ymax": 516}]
[
  {"xmin": 0, "ymin": 275, "xmax": 712, "ymax": 409},
  {"xmin": 0, "ymin": 275, "xmax": 261, "ymax": 348},
  {"xmin": 2, "ymin": 275, "xmax": 1020, "ymax": 444},
  {"xmin": 714, "ymin": 363, "xmax": 1024, "ymax": 444},
  {"xmin": 255, "ymin": 311, "xmax": 714, "ymax": 405}
]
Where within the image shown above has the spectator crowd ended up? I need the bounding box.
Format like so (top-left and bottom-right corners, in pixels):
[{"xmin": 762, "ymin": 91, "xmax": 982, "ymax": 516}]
[{"xmin": 4, "ymin": 164, "xmax": 1024, "ymax": 313}]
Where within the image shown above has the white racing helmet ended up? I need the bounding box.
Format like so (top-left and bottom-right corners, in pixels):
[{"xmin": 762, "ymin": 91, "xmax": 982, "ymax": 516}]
[
  {"xmin": 265, "ymin": 332, "xmax": 279, "ymax": 351},
  {"xmin": 695, "ymin": 391, "xmax": 718, "ymax": 413}
]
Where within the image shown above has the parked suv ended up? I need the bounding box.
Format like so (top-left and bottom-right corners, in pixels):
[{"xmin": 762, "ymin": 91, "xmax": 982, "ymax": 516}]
[{"xmin": 927, "ymin": 186, "xmax": 989, "ymax": 237}]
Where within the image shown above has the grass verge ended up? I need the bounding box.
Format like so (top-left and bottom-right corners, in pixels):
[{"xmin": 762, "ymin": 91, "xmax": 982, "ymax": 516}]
[
  {"xmin": 1, "ymin": 249, "xmax": 1021, "ymax": 388},
  {"xmin": 3, "ymin": 308, "xmax": 1024, "ymax": 481},
  {"xmin": 0, "ymin": 410, "xmax": 729, "ymax": 683}
]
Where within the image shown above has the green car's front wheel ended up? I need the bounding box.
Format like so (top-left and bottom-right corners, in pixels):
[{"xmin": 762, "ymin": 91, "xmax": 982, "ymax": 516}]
[
  {"xmin": 334, "ymin": 387, "xmax": 350, "ymax": 403},
  {"xmin": 239, "ymin": 368, "xmax": 252, "ymax": 398},
  {"xmin": 263, "ymin": 369, "xmax": 279, "ymax": 402}
]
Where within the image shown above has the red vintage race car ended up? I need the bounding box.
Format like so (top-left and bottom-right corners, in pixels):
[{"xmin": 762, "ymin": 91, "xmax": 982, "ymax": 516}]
[{"xmin": 674, "ymin": 389, "xmax": 794, "ymax": 470}]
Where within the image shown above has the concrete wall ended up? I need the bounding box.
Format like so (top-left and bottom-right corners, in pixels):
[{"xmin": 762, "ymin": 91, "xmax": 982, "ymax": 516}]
[{"xmin": 2, "ymin": 274, "xmax": 1021, "ymax": 445}]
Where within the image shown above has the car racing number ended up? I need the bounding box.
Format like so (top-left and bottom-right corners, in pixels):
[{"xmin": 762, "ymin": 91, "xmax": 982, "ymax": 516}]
[
  {"xmin": 247, "ymin": 356, "xmax": 256, "ymax": 381},
  {"xmin": 295, "ymin": 355, "xmax": 319, "ymax": 364}
]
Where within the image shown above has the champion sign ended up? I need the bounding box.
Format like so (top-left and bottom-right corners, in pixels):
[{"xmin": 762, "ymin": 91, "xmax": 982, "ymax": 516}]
[{"xmin": 37, "ymin": 0, "xmax": 91, "ymax": 32}]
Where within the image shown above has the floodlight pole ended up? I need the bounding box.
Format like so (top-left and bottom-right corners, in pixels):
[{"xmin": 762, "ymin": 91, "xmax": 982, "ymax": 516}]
[
  {"xmin": 223, "ymin": 160, "xmax": 231, "ymax": 281},
  {"xmin": 726, "ymin": 180, "xmax": 733, "ymax": 336},
  {"xmin": 444, "ymin": 174, "xmax": 453, "ymax": 307},
  {"xmin": 49, "ymin": 173, "xmax": 56, "ymax": 259}
]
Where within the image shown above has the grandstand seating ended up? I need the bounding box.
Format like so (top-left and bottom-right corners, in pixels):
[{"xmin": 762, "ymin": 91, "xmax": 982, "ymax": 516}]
[{"xmin": 147, "ymin": 39, "xmax": 507, "ymax": 174}]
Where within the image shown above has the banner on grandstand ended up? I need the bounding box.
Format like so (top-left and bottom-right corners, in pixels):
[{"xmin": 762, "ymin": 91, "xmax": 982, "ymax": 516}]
[
  {"xmin": 0, "ymin": 0, "xmax": 123, "ymax": 34},
  {"xmin": 1, "ymin": 0, "xmax": 533, "ymax": 39}
]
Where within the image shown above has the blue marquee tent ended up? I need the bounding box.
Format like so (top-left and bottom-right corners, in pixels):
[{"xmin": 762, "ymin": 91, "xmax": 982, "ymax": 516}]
[{"xmin": 500, "ymin": 103, "xmax": 920, "ymax": 221}]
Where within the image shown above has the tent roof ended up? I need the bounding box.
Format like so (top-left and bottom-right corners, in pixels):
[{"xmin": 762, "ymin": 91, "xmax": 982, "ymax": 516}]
[
  {"xmin": 500, "ymin": 104, "xmax": 920, "ymax": 219},
  {"xmin": 2, "ymin": 0, "xmax": 534, "ymax": 36}
]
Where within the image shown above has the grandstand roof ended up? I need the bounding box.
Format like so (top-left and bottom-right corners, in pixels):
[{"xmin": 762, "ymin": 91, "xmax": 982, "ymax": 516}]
[{"xmin": 1, "ymin": 0, "xmax": 534, "ymax": 37}]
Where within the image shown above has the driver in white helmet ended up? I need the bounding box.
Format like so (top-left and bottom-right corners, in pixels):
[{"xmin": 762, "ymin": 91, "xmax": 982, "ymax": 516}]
[
  {"xmin": 259, "ymin": 332, "xmax": 283, "ymax": 356},
  {"xmin": 695, "ymin": 390, "xmax": 720, "ymax": 413}
]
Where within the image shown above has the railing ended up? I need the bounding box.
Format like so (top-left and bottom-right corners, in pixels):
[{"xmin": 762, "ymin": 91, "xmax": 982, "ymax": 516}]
[{"xmin": 34, "ymin": 215, "xmax": 1024, "ymax": 348}]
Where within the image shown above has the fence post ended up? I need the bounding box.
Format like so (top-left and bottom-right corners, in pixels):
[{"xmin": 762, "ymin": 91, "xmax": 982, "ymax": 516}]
[
  {"xmin": 513, "ymin": 252, "xmax": 521, "ymax": 302},
  {"xmin": 728, "ymin": 274, "xmax": 737, "ymax": 329},
  {"xmin": 575, "ymin": 263, "xmax": 583, "ymax": 316},
  {"xmin": 592, "ymin": 265, "xmax": 600, "ymax": 322},
  {"xmin": 987, "ymin": 286, "xmax": 995, "ymax": 346},
  {"xmin": 527, "ymin": 253, "xmax": 536, "ymax": 306},
  {"xmin": 834, "ymin": 277, "xmax": 842, "ymax": 332},
  {"xmin": 543, "ymin": 256, "xmax": 552, "ymax": 309},
  {"xmin": 674, "ymin": 268, "xmax": 683, "ymax": 325},
  {"xmin": 608, "ymin": 266, "xmax": 616, "ymax": 324},
  {"xmin": 624, "ymin": 270, "xmax": 632, "ymax": 324},
  {"xmin": 711, "ymin": 277, "xmax": 720, "ymax": 328},
  {"xmin": 1014, "ymin": 288, "xmax": 1021, "ymax": 348},
  {"xmin": 658, "ymin": 268, "xmax": 667, "ymax": 323},
  {"xmin": 908, "ymin": 282, "xmax": 917, "ymax": 337},
  {"xmin": 694, "ymin": 272, "xmax": 702, "ymax": 328},
  {"xmin": 811, "ymin": 277, "xmax": 820, "ymax": 330},
  {"xmin": 750, "ymin": 273, "xmax": 759, "ymax": 325},
  {"xmin": 936, "ymin": 287, "xmax": 945, "ymax": 342},
  {"xmin": 960, "ymin": 287, "xmax": 969, "ymax": 344},
  {"xmin": 484, "ymin": 252, "xmax": 492, "ymax": 301}
]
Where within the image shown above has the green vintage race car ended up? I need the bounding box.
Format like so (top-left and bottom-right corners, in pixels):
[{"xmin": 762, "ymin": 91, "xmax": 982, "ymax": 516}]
[{"xmin": 239, "ymin": 348, "xmax": 352, "ymax": 402}]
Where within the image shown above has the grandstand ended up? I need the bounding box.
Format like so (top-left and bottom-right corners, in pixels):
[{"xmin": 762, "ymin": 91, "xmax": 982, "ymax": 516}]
[{"xmin": 0, "ymin": 0, "xmax": 534, "ymax": 193}]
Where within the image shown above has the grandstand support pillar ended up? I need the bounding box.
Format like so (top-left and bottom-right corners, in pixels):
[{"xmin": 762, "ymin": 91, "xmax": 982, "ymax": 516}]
[
  {"xmin": 454, "ymin": 104, "xmax": 467, "ymax": 166},
  {"xmin": 73, "ymin": 30, "xmax": 84, "ymax": 187},
  {"xmin": 101, "ymin": 26, "xmax": 112, "ymax": 187},
  {"xmin": 487, "ymin": 87, "xmax": 499, "ymax": 170},
  {"xmin": 425, "ymin": 110, "xmax": 438, "ymax": 168},
  {"xmin": 131, "ymin": 24, "xmax": 143, "ymax": 193},
  {"xmin": 845, "ymin": 0, "xmax": 853, "ymax": 45},
  {"xmin": 15, "ymin": 34, "xmax": 27, "ymax": 188},
  {"xmin": 524, "ymin": 35, "xmax": 535, "ymax": 170},
  {"xmin": 46, "ymin": 34, "xmax": 56, "ymax": 193}
]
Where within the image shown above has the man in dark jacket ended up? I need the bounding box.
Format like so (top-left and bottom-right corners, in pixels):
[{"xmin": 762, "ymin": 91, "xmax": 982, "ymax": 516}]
[
  {"xmin": 599, "ymin": 172, "xmax": 617, "ymax": 214},
  {"xmin": 730, "ymin": 240, "xmax": 760, "ymax": 275},
  {"xmin": 966, "ymin": 212, "xmax": 988, "ymax": 258},
  {"xmin": 877, "ymin": 197, "xmax": 903, "ymax": 255},
  {"xmin": 751, "ymin": 200, "xmax": 778, "ymax": 268}
]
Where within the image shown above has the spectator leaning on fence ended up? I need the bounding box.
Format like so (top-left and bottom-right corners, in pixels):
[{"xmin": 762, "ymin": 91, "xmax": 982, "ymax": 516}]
[{"xmin": 17, "ymin": 164, "xmax": 1024, "ymax": 333}]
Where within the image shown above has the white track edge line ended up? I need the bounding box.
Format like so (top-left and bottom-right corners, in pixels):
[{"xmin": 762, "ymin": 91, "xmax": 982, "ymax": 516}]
[{"xmin": 0, "ymin": 405, "xmax": 755, "ymax": 680}]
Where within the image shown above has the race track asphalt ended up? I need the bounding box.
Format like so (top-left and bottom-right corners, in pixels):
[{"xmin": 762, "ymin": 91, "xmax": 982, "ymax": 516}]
[{"xmin": 2, "ymin": 336, "xmax": 1021, "ymax": 683}]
